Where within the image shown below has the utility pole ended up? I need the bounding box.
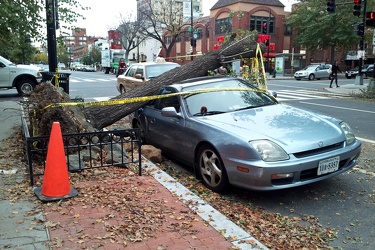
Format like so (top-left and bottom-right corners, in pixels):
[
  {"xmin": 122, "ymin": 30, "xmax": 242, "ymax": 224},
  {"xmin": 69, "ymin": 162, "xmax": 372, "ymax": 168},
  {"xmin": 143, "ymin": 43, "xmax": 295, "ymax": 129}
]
[
  {"xmin": 190, "ymin": 0, "xmax": 194, "ymax": 61},
  {"xmin": 46, "ymin": 0, "xmax": 58, "ymax": 72},
  {"xmin": 353, "ymin": 0, "xmax": 366, "ymax": 85}
]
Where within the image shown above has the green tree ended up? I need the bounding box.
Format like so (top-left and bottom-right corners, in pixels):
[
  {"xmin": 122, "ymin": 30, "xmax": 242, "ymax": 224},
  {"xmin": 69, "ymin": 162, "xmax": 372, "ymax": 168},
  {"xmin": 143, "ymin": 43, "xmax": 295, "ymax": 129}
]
[
  {"xmin": 286, "ymin": 0, "xmax": 373, "ymax": 61},
  {"xmin": 0, "ymin": 0, "xmax": 88, "ymax": 62},
  {"xmin": 81, "ymin": 46, "xmax": 101, "ymax": 65}
]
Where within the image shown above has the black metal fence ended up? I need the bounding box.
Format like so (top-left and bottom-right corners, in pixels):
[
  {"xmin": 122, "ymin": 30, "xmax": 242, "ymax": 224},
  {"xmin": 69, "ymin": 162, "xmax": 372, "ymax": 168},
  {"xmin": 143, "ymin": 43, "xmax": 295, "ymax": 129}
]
[{"xmin": 21, "ymin": 104, "xmax": 142, "ymax": 186}]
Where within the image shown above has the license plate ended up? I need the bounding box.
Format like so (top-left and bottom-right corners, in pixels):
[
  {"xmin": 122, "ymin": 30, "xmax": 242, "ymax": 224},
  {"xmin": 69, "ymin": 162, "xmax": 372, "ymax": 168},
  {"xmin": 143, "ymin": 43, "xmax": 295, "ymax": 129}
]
[
  {"xmin": 348, "ymin": 73, "xmax": 351, "ymax": 76},
  {"xmin": 318, "ymin": 156, "xmax": 340, "ymax": 175}
]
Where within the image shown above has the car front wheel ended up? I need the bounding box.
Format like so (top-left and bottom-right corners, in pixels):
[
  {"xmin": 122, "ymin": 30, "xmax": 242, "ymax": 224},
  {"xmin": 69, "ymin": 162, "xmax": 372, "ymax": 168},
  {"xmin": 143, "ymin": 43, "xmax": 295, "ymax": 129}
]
[
  {"xmin": 197, "ymin": 145, "xmax": 228, "ymax": 193},
  {"xmin": 16, "ymin": 79, "xmax": 36, "ymax": 96},
  {"xmin": 308, "ymin": 74, "xmax": 315, "ymax": 80},
  {"xmin": 119, "ymin": 85, "xmax": 126, "ymax": 94}
]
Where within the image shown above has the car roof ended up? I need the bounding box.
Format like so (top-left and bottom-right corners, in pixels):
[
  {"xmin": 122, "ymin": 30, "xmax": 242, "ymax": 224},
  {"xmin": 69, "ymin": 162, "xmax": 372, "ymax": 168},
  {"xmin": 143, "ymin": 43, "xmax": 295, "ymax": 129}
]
[
  {"xmin": 168, "ymin": 76, "xmax": 241, "ymax": 91},
  {"xmin": 130, "ymin": 61, "xmax": 179, "ymax": 67}
]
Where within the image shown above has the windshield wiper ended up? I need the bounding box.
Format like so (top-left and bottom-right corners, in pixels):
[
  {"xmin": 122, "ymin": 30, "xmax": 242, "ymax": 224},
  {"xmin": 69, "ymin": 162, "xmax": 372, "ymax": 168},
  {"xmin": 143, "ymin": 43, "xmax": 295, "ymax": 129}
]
[
  {"xmin": 193, "ymin": 111, "xmax": 225, "ymax": 116},
  {"xmin": 234, "ymin": 103, "xmax": 274, "ymax": 111}
]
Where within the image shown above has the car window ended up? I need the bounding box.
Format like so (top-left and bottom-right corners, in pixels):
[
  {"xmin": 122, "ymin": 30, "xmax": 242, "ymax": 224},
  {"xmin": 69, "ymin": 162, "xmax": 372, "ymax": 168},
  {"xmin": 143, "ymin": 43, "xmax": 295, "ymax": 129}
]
[
  {"xmin": 135, "ymin": 66, "xmax": 143, "ymax": 76},
  {"xmin": 155, "ymin": 87, "xmax": 180, "ymax": 112},
  {"xmin": 126, "ymin": 66, "xmax": 137, "ymax": 77},
  {"xmin": 146, "ymin": 64, "xmax": 179, "ymax": 79}
]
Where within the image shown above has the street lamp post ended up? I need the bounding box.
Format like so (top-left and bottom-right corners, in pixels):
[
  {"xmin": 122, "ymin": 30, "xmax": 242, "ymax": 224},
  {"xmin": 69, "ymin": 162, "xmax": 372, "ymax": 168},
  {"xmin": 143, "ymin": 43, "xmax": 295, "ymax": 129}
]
[
  {"xmin": 190, "ymin": 0, "xmax": 194, "ymax": 61},
  {"xmin": 69, "ymin": 43, "xmax": 74, "ymax": 68}
]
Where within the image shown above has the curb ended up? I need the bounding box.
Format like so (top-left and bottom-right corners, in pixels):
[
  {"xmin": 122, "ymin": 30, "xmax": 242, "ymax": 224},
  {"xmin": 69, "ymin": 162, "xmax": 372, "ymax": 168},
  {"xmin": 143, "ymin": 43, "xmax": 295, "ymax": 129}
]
[{"xmin": 142, "ymin": 158, "xmax": 269, "ymax": 250}]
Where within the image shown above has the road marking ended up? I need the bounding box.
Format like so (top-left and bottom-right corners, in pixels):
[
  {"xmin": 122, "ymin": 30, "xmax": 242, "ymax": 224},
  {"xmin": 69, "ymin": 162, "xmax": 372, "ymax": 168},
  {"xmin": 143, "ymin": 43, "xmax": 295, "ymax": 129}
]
[
  {"xmin": 69, "ymin": 77, "xmax": 114, "ymax": 83},
  {"xmin": 275, "ymin": 90, "xmax": 331, "ymax": 101},
  {"xmin": 357, "ymin": 137, "xmax": 375, "ymax": 144},
  {"xmin": 299, "ymin": 101, "xmax": 375, "ymax": 114}
]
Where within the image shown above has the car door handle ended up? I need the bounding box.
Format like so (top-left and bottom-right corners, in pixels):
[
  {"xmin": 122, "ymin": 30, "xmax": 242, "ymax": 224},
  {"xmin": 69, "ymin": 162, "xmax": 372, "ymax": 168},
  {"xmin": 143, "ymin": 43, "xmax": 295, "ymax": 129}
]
[{"xmin": 150, "ymin": 118, "xmax": 155, "ymax": 124}]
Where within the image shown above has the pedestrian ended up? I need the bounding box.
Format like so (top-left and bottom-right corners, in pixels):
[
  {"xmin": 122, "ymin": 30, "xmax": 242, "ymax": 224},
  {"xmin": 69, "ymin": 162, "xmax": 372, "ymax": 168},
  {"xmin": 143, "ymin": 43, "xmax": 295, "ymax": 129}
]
[
  {"xmin": 116, "ymin": 58, "xmax": 127, "ymax": 77},
  {"xmin": 330, "ymin": 61, "xmax": 342, "ymax": 88}
]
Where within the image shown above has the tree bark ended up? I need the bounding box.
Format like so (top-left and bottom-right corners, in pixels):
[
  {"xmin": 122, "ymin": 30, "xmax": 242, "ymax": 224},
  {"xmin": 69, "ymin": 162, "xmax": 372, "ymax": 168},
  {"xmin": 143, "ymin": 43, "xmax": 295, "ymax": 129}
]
[{"xmin": 84, "ymin": 34, "xmax": 264, "ymax": 129}]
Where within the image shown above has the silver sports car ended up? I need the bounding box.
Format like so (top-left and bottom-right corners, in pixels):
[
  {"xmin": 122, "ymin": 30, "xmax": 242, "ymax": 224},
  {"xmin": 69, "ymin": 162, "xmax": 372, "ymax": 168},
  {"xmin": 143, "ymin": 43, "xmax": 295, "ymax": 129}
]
[{"xmin": 132, "ymin": 76, "xmax": 362, "ymax": 192}]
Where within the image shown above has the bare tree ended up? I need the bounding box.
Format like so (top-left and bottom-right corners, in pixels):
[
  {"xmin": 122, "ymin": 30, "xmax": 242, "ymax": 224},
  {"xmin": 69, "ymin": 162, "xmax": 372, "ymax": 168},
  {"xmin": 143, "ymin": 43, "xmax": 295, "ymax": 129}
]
[
  {"xmin": 114, "ymin": 13, "xmax": 148, "ymax": 63},
  {"xmin": 138, "ymin": 0, "xmax": 186, "ymax": 59}
]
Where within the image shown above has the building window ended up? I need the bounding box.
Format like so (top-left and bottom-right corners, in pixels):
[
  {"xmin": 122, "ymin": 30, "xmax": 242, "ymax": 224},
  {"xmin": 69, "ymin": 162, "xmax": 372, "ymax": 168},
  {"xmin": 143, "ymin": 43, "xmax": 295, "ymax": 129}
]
[
  {"xmin": 184, "ymin": 31, "xmax": 191, "ymax": 40},
  {"xmin": 176, "ymin": 33, "xmax": 181, "ymax": 42},
  {"xmin": 206, "ymin": 27, "xmax": 210, "ymax": 38},
  {"xmin": 164, "ymin": 36, "xmax": 172, "ymax": 44},
  {"xmin": 215, "ymin": 17, "xmax": 232, "ymax": 35},
  {"xmin": 284, "ymin": 24, "xmax": 292, "ymax": 36},
  {"xmin": 250, "ymin": 16, "xmax": 274, "ymax": 34},
  {"xmin": 196, "ymin": 29, "xmax": 202, "ymax": 39}
]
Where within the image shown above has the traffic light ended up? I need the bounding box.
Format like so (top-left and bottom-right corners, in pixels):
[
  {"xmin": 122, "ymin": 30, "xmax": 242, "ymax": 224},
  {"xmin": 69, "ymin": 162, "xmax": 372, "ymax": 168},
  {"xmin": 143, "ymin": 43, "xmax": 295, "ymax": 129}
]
[
  {"xmin": 262, "ymin": 23, "xmax": 267, "ymax": 34},
  {"xmin": 326, "ymin": 0, "xmax": 335, "ymax": 14},
  {"xmin": 354, "ymin": 23, "xmax": 364, "ymax": 36},
  {"xmin": 190, "ymin": 38, "xmax": 196, "ymax": 47},
  {"xmin": 366, "ymin": 12, "xmax": 375, "ymax": 27},
  {"xmin": 265, "ymin": 39, "xmax": 269, "ymax": 46},
  {"xmin": 353, "ymin": 0, "xmax": 361, "ymax": 17}
]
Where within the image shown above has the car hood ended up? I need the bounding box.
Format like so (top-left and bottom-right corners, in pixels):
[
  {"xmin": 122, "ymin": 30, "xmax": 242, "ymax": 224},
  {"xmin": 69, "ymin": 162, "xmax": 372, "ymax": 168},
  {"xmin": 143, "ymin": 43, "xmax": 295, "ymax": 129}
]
[
  {"xmin": 197, "ymin": 104, "xmax": 344, "ymax": 153},
  {"xmin": 16, "ymin": 64, "xmax": 42, "ymax": 72}
]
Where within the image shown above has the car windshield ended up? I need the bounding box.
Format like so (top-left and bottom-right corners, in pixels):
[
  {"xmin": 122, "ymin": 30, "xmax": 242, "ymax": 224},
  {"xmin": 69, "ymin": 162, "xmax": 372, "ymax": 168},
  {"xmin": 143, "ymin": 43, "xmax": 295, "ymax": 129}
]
[
  {"xmin": 0, "ymin": 56, "xmax": 14, "ymax": 65},
  {"xmin": 183, "ymin": 79, "xmax": 278, "ymax": 116},
  {"xmin": 145, "ymin": 64, "xmax": 179, "ymax": 78},
  {"xmin": 302, "ymin": 65, "xmax": 318, "ymax": 70}
]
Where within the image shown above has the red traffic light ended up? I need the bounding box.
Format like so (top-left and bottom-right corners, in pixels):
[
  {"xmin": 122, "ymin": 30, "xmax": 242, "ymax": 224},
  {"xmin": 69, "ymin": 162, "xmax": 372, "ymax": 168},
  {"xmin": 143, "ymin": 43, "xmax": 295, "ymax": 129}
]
[
  {"xmin": 353, "ymin": 0, "xmax": 361, "ymax": 4},
  {"xmin": 366, "ymin": 11, "xmax": 375, "ymax": 19}
]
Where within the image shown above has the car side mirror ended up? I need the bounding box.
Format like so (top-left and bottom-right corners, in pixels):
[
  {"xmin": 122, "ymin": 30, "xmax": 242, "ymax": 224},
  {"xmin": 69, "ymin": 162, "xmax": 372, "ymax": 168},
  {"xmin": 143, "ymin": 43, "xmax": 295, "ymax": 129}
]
[
  {"xmin": 135, "ymin": 74, "xmax": 144, "ymax": 80},
  {"xmin": 161, "ymin": 107, "xmax": 182, "ymax": 118}
]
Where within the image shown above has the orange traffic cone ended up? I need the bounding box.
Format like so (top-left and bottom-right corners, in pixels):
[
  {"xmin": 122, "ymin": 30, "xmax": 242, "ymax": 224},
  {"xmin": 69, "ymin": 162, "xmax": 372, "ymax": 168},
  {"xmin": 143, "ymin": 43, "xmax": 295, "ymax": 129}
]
[{"xmin": 34, "ymin": 122, "xmax": 78, "ymax": 202}]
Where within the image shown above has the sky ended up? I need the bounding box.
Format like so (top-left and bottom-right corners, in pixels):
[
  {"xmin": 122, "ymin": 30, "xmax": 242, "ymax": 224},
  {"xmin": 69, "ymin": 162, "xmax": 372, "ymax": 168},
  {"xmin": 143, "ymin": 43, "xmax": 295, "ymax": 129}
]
[{"xmin": 71, "ymin": 0, "xmax": 297, "ymax": 38}]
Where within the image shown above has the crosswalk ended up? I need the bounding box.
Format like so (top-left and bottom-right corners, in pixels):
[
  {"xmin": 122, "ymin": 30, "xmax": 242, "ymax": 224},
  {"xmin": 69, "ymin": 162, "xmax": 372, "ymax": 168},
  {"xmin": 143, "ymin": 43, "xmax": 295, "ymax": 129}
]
[
  {"xmin": 69, "ymin": 77, "xmax": 114, "ymax": 83},
  {"xmin": 272, "ymin": 89, "xmax": 341, "ymax": 102}
]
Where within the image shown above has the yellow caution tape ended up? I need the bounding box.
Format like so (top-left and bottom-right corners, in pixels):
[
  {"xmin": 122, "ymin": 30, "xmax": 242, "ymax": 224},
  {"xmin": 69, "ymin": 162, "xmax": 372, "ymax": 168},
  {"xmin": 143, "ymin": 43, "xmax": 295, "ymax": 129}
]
[{"xmin": 42, "ymin": 87, "xmax": 267, "ymax": 110}]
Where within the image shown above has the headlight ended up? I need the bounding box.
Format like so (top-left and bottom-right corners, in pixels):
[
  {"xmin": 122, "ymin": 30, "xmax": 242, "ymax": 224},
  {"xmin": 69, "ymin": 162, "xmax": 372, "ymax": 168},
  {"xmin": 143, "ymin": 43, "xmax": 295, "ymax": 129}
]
[
  {"xmin": 249, "ymin": 140, "xmax": 289, "ymax": 162},
  {"xmin": 340, "ymin": 122, "xmax": 356, "ymax": 145}
]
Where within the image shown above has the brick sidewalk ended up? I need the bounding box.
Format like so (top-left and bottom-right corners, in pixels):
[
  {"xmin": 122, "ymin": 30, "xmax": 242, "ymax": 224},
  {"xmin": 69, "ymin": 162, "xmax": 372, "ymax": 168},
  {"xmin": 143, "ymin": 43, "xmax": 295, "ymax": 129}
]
[{"xmin": 42, "ymin": 173, "xmax": 234, "ymax": 249}]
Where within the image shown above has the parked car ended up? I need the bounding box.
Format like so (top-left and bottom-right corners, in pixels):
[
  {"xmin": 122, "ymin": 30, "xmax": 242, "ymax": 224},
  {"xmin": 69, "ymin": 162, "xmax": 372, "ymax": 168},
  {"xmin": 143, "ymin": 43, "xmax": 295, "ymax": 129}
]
[
  {"xmin": 365, "ymin": 65, "xmax": 374, "ymax": 78},
  {"xmin": 0, "ymin": 55, "xmax": 43, "ymax": 95},
  {"xmin": 131, "ymin": 76, "xmax": 361, "ymax": 192},
  {"xmin": 116, "ymin": 60, "xmax": 180, "ymax": 94},
  {"xmin": 294, "ymin": 64, "xmax": 332, "ymax": 81},
  {"xmin": 345, "ymin": 64, "xmax": 372, "ymax": 79},
  {"xmin": 81, "ymin": 65, "xmax": 96, "ymax": 72}
]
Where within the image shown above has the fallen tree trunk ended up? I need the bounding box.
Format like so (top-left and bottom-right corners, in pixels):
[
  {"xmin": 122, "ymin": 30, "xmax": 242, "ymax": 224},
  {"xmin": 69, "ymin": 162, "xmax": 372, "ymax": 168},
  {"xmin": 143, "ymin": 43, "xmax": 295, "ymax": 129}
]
[{"xmin": 84, "ymin": 33, "xmax": 264, "ymax": 129}]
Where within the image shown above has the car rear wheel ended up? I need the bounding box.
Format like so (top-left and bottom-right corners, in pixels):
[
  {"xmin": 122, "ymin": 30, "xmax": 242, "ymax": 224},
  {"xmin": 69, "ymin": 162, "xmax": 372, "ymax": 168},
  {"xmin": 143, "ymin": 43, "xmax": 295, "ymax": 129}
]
[
  {"xmin": 308, "ymin": 74, "xmax": 315, "ymax": 80},
  {"xmin": 16, "ymin": 79, "xmax": 35, "ymax": 96},
  {"xmin": 197, "ymin": 145, "xmax": 228, "ymax": 193}
]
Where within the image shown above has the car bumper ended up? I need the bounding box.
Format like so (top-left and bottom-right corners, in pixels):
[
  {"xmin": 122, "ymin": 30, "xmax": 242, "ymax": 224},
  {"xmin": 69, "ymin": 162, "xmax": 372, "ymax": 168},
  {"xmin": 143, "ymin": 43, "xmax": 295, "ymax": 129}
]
[
  {"xmin": 223, "ymin": 140, "xmax": 362, "ymax": 191},
  {"xmin": 36, "ymin": 76, "xmax": 43, "ymax": 83},
  {"xmin": 294, "ymin": 76, "xmax": 308, "ymax": 80}
]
